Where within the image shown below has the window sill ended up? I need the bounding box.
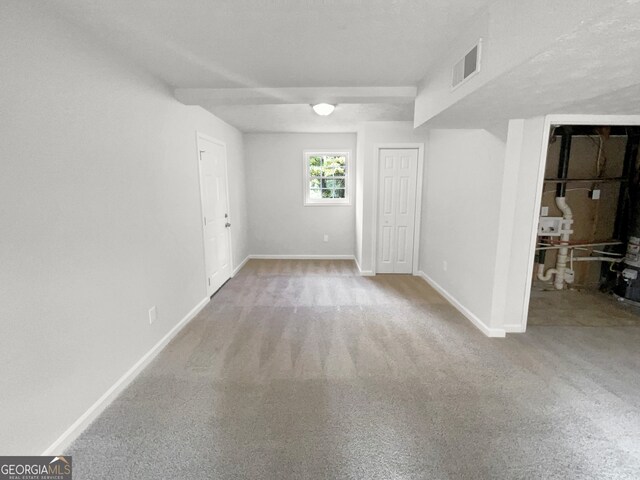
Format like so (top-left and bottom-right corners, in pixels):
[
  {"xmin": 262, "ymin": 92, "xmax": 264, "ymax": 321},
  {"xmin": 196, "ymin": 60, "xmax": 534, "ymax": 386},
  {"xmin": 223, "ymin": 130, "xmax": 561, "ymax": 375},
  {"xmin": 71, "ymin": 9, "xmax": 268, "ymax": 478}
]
[{"xmin": 304, "ymin": 200, "xmax": 352, "ymax": 207}]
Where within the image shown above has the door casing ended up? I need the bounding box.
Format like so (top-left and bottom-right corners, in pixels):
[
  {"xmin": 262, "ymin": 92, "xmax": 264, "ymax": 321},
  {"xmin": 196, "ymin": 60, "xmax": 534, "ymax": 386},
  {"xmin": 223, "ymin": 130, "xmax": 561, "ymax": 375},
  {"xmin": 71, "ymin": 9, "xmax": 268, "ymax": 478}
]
[
  {"xmin": 196, "ymin": 132, "xmax": 234, "ymax": 296},
  {"xmin": 371, "ymin": 143, "xmax": 425, "ymax": 275}
]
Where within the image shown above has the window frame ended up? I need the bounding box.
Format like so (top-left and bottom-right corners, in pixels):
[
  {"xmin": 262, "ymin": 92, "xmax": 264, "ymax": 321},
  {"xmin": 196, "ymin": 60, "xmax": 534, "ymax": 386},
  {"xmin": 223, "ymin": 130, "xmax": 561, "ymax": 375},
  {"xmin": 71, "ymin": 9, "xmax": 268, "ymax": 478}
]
[{"xmin": 303, "ymin": 150, "xmax": 351, "ymax": 206}]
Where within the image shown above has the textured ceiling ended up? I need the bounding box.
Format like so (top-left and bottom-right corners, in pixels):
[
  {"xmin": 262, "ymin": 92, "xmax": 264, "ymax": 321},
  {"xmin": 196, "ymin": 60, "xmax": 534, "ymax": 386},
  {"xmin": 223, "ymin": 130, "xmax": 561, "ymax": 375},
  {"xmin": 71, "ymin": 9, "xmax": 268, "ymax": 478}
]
[{"xmin": 424, "ymin": 0, "xmax": 640, "ymax": 128}]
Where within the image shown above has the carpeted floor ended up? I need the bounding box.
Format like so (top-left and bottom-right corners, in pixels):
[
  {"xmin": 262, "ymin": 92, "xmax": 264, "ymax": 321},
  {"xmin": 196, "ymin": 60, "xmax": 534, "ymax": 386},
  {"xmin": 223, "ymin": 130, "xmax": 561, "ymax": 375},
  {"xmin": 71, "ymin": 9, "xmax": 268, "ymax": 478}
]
[{"xmin": 67, "ymin": 259, "xmax": 640, "ymax": 479}]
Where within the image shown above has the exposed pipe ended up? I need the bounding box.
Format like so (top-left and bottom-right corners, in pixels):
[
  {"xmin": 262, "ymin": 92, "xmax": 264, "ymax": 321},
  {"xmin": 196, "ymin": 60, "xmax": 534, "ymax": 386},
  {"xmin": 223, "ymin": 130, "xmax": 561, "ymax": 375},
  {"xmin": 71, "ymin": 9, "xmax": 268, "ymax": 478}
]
[
  {"xmin": 536, "ymin": 129, "xmax": 624, "ymax": 287},
  {"xmin": 573, "ymin": 257, "xmax": 622, "ymax": 263},
  {"xmin": 544, "ymin": 177, "xmax": 627, "ymax": 184},
  {"xmin": 556, "ymin": 132, "xmax": 572, "ymax": 197},
  {"xmin": 553, "ymin": 196, "xmax": 573, "ymax": 289},
  {"xmin": 568, "ymin": 248, "xmax": 621, "ymax": 270},
  {"xmin": 592, "ymin": 250, "xmax": 623, "ymax": 257},
  {"xmin": 537, "ymin": 263, "xmax": 558, "ymax": 282},
  {"xmin": 538, "ymin": 130, "xmax": 573, "ymax": 289},
  {"xmin": 613, "ymin": 131, "xmax": 640, "ymax": 240},
  {"xmin": 536, "ymin": 241, "xmax": 623, "ymax": 251}
]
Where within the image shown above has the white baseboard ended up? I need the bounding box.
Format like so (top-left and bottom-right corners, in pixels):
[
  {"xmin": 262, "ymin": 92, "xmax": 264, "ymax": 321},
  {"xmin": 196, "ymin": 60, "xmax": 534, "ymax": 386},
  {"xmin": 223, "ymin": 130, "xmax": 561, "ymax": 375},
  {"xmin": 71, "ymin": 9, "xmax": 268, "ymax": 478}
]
[
  {"xmin": 354, "ymin": 256, "xmax": 375, "ymax": 276},
  {"xmin": 504, "ymin": 324, "xmax": 526, "ymax": 333},
  {"xmin": 416, "ymin": 271, "xmax": 506, "ymax": 338},
  {"xmin": 249, "ymin": 254, "xmax": 355, "ymax": 260},
  {"xmin": 42, "ymin": 296, "xmax": 210, "ymax": 455},
  {"xmin": 232, "ymin": 255, "xmax": 250, "ymax": 276}
]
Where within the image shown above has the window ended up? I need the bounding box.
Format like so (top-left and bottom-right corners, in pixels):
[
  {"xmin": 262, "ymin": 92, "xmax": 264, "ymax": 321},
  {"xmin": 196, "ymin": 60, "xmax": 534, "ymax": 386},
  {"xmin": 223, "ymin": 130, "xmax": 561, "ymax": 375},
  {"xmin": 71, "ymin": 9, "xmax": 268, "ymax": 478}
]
[{"xmin": 303, "ymin": 151, "xmax": 350, "ymax": 205}]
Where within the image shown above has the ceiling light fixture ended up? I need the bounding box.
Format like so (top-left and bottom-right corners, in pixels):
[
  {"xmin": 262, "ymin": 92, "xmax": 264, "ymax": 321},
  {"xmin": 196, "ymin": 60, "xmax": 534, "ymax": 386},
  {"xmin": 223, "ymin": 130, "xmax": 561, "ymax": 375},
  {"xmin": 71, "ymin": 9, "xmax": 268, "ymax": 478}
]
[{"xmin": 312, "ymin": 103, "xmax": 335, "ymax": 116}]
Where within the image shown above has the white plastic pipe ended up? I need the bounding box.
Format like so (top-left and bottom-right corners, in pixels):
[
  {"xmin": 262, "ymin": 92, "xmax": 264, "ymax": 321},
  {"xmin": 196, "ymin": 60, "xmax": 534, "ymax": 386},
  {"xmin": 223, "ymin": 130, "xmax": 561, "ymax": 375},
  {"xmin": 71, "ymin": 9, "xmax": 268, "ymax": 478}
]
[
  {"xmin": 536, "ymin": 263, "xmax": 558, "ymax": 282},
  {"xmin": 553, "ymin": 197, "xmax": 573, "ymax": 290}
]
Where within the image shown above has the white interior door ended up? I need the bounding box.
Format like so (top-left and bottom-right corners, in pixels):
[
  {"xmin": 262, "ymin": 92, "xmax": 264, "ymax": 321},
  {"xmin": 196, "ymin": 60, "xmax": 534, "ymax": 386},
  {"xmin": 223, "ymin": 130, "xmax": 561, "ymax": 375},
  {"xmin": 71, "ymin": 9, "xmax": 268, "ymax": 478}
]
[
  {"xmin": 377, "ymin": 148, "xmax": 419, "ymax": 274},
  {"xmin": 198, "ymin": 136, "xmax": 232, "ymax": 296}
]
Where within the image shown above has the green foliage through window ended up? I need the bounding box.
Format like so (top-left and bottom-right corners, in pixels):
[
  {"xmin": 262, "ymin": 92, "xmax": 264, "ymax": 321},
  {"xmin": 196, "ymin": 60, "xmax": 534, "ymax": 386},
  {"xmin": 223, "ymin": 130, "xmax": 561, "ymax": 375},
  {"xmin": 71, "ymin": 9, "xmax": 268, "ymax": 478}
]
[{"xmin": 306, "ymin": 154, "xmax": 347, "ymax": 201}]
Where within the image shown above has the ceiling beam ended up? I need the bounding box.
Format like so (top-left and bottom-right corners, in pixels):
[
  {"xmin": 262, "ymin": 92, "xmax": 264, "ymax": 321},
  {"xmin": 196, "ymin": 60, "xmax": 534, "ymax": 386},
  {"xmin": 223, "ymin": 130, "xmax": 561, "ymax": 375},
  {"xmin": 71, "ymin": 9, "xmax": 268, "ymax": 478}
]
[{"xmin": 174, "ymin": 86, "xmax": 417, "ymax": 106}]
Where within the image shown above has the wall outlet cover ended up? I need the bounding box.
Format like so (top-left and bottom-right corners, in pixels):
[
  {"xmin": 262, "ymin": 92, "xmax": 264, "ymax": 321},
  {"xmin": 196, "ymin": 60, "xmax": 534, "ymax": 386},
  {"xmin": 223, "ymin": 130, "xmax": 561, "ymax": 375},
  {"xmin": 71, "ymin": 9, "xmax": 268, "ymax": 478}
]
[
  {"xmin": 540, "ymin": 206, "xmax": 549, "ymax": 216},
  {"xmin": 148, "ymin": 306, "xmax": 157, "ymax": 324}
]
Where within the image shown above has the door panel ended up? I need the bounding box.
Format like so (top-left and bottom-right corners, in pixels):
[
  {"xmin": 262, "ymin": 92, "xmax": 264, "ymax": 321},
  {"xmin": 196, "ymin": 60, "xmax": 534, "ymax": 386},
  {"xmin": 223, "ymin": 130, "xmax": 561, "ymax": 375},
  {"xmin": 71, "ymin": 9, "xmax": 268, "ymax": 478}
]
[
  {"xmin": 376, "ymin": 148, "xmax": 418, "ymax": 274},
  {"xmin": 397, "ymin": 226, "xmax": 408, "ymax": 263},
  {"xmin": 198, "ymin": 137, "xmax": 232, "ymax": 296}
]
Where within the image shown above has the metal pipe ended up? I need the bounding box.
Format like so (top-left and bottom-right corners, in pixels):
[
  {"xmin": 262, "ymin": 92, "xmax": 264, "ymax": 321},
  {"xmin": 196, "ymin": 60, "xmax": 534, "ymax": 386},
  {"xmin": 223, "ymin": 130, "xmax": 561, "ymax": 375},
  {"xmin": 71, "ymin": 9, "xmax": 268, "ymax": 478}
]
[
  {"xmin": 615, "ymin": 131, "xmax": 640, "ymax": 240},
  {"xmin": 538, "ymin": 129, "xmax": 574, "ymax": 288},
  {"xmin": 536, "ymin": 241, "xmax": 622, "ymax": 251},
  {"xmin": 544, "ymin": 177, "xmax": 626, "ymax": 184},
  {"xmin": 591, "ymin": 249, "xmax": 623, "ymax": 257},
  {"xmin": 572, "ymin": 256, "xmax": 622, "ymax": 263},
  {"xmin": 536, "ymin": 243, "xmax": 547, "ymax": 264},
  {"xmin": 556, "ymin": 132, "xmax": 572, "ymax": 197}
]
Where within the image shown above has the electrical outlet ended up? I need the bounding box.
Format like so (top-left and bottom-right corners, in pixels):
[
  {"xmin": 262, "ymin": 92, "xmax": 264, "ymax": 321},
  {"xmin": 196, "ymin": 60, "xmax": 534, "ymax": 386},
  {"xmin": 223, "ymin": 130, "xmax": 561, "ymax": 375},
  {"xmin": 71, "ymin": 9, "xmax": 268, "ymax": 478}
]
[
  {"xmin": 323, "ymin": 234, "xmax": 329, "ymax": 242},
  {"xmin": 148, "ymin": 306, "xmax": 157, "ymax": 325},
  {"xmin": 589, "ymin": 189, "xmax": 601, "ymax": 200},
  {"xmin": 538, "ymin": 217, "xmax": 568, "ymax": 236},
  {"xmin": 540, "ymin": 206, "xmax": 549, "ymax": 216},
  {"xmin": 443, "ymin": 260, "xmax": 448, "ymax": 272}
]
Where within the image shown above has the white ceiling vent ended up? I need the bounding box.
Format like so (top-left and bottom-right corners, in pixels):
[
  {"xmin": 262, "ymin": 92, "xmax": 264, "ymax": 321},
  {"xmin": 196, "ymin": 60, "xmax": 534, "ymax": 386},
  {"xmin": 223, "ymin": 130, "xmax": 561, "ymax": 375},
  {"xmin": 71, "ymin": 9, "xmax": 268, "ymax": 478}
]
[{"xmin": 451, "ymin": 39, "xmax": 482, "ymax": 89}]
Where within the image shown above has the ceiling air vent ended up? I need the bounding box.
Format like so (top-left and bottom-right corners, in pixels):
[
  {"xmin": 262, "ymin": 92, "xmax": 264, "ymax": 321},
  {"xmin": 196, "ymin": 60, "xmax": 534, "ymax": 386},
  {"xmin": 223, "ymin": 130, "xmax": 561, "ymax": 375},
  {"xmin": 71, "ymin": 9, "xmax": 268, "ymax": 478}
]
[{"xmin": 451, "ymin": 39, "xmax": 482, "ymax": 89}]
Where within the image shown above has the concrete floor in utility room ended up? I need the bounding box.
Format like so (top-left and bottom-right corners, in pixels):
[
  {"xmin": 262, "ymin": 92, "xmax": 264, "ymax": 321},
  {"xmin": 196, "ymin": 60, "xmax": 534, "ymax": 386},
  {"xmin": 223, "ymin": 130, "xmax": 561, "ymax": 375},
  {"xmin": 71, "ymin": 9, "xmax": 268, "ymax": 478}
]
[
  {"xmin": 67, "ymin": 260, "xmax": 640, "ymax": 479},
  {"xmin": 529, "ymin": 287, "xmax": 640, "ymax": 326}
]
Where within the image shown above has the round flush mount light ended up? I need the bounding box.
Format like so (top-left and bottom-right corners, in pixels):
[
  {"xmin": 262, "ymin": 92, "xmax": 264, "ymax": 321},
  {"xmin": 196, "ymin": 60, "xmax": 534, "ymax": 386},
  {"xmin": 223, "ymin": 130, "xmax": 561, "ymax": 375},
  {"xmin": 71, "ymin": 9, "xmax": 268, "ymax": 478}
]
[{"xmin": 312, "ymin": 103, "xmax": 335, "ymax": 116}]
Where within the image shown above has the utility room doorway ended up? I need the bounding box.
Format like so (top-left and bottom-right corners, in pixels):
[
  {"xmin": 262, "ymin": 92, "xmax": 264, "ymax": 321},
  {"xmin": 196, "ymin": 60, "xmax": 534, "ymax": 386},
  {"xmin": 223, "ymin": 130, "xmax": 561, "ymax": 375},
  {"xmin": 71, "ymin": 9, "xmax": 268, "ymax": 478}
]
[{"xmin": 528, "ymin": 124, "xmax": 640, "ymax": 326}]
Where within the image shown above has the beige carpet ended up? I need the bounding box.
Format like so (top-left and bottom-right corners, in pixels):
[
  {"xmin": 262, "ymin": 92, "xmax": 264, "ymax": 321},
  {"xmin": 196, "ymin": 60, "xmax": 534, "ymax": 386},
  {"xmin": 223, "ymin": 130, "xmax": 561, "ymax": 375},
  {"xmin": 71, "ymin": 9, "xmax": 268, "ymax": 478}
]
[{"xmin": 68, "ymin": 259, "xmax": 640, "ymax": 479}]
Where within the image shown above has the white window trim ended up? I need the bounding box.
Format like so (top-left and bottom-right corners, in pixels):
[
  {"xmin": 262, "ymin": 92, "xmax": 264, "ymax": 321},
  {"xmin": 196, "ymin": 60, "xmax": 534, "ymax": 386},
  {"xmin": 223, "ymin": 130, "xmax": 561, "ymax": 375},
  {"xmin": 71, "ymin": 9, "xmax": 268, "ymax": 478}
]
[{"xmin": 303, "ymin": 150, "xmax": 352, "ymax": 206}]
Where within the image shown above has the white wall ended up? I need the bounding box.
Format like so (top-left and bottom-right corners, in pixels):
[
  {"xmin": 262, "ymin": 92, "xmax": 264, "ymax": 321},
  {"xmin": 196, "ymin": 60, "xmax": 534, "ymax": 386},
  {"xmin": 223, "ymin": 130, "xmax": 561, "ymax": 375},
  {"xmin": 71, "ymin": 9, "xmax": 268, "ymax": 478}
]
[
  {"xmin": 499, "ymin": 118, "xmax": 547, "ymax": 331},
  {"xmin": 355, "ymin": 122, "xmax": 426, "ymax": 273},
  {"xmin": 0, "ymin": 1, "xmax": 248, "ymax": 454},
  {"xmin": 418, "ymin": 129, "xmax": 507, "ymax": 332},
  {"xmin": 245, "ymin": 133, "xmax": 356, "ymax": 256}
]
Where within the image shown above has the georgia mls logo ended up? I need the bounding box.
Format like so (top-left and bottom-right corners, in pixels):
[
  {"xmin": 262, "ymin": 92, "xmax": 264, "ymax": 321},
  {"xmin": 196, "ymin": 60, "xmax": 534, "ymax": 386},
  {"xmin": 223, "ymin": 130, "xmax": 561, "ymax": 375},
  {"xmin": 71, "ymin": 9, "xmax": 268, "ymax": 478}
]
[
  {"xmin": 50, "ymin": 457, "xmax": 71, "ymax": 470},
  {"xmin": 0, "ymin": 456, "xmax": 72, "ymax": 479}
]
